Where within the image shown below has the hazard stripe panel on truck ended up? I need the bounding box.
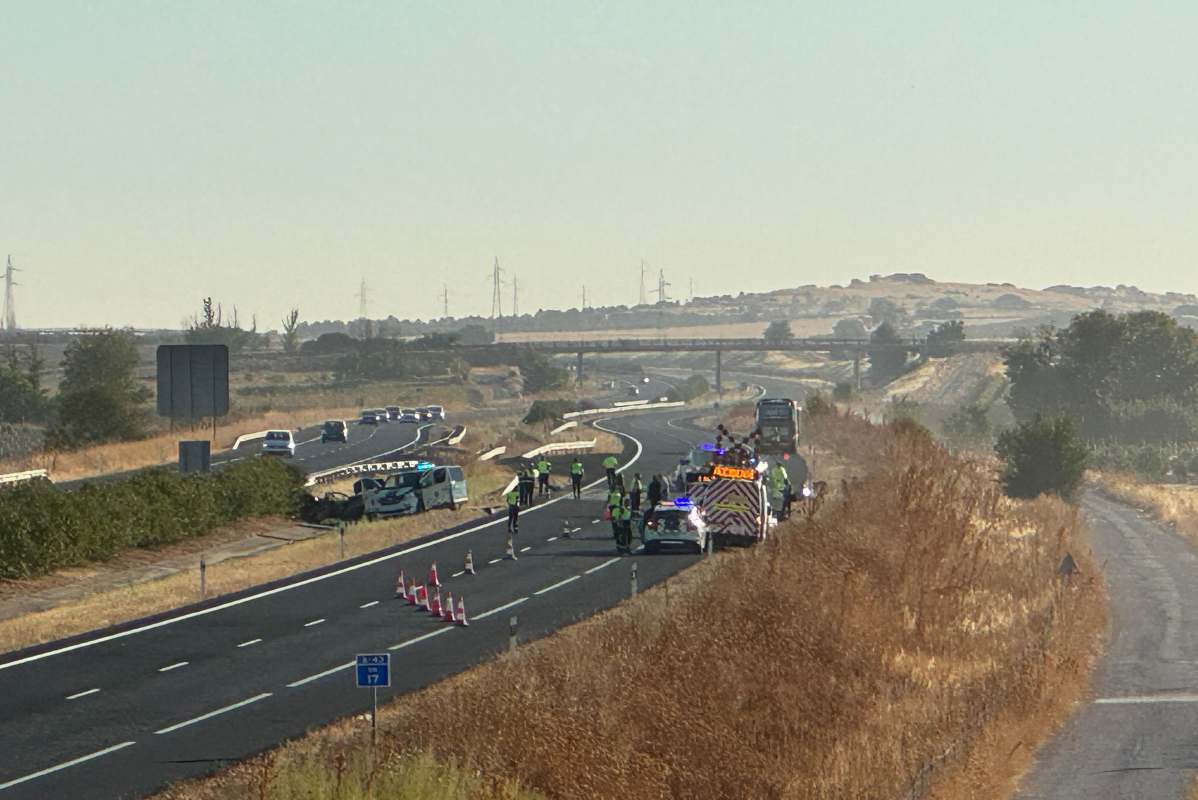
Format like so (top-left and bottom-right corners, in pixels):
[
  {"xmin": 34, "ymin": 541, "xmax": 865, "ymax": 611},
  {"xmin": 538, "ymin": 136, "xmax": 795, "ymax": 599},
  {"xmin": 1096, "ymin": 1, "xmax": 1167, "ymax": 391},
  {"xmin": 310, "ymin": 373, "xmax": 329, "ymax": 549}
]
[{"xmin": 700, "ymin": 479, "xmax": 761, "ymax": 538}]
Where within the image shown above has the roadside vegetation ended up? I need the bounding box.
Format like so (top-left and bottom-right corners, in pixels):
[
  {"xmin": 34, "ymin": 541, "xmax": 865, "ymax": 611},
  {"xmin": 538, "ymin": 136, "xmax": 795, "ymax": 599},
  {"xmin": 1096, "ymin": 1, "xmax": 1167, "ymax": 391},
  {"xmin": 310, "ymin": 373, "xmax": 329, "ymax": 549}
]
[{"xmin": 155, "ymin": 411, "xmax": 1104, "ymax": 800}]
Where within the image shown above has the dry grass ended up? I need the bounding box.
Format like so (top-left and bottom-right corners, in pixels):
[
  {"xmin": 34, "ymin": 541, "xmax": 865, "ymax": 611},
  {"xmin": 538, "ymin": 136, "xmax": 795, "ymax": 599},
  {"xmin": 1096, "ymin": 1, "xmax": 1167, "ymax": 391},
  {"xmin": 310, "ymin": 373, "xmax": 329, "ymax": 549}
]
[
  {"xmin": 155, "ymin": 414, "xmax": 1105, "ymax": 800},
  {"xmin": 1093, "ymin": 472, "xmax": 1198, "ymax": 542}
]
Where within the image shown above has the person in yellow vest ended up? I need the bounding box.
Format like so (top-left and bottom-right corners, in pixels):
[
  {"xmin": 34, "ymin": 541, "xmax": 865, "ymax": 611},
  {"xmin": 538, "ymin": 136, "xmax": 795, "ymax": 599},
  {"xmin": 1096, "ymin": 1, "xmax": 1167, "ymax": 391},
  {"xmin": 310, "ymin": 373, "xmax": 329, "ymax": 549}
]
[
  {"xmin": 570, "ymin": 456, "xmax": 584, "ymax": 499},
  {"xmin": 770, "ymin": 462, "xmax": 790, "ymax": 519},
  {"xmin": 602, "ymin": 454, "xmax": 619, "ymax": 490},
  {"xmin": 611, "ymin": 501, "xmax": 630, "ymax": 553},
  {"xmin": 505, "ymin": 486, "xmax": 521, "ymax": 534},
  {"xmin": 536, "ymin": 457, "xmax": 552, "ymax": 496}
]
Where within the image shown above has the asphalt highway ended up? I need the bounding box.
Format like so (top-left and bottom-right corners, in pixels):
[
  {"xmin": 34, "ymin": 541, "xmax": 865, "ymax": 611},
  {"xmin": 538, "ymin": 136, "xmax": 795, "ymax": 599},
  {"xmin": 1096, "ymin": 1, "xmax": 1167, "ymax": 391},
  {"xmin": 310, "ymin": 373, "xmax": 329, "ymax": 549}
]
[{"xmin": 0, "ymin": 392, "xmax": 715, "ymax": 798}]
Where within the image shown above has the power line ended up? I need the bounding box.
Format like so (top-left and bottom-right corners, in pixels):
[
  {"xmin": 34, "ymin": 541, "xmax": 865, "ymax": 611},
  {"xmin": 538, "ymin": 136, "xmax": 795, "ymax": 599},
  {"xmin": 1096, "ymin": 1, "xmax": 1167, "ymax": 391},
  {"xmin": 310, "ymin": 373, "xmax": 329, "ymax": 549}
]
[
  {"xmin": 638, "ymin": 260, "xmax": 647, "ymax": 306},
  {"xmin": 490, "ymin": 256, "xmax": 503, "ymax": 319},
  {"xmin": 3, "ymin": 255, "xmax": 19, "ymax": 331},
  {"xmin": 652, "ymin": 268, "xmax": 670, "ymax": 304},
  {"xmin": 442, "ymin": 284, "xmax": 449, "ymax": 319},
  {"xmin": 512, "ymin": 275, "xmax": 519, "ymax": 317},
  {"xmin": 356, "ymin": 277, "xmax": 368, "ymax": 320}
]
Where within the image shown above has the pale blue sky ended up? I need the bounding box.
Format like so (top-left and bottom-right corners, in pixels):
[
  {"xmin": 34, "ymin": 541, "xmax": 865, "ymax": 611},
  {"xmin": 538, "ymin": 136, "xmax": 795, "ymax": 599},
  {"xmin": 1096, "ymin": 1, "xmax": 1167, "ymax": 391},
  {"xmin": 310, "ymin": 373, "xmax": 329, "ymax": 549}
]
[{"xmin": 2, "ymin": 2, "xmax": 1196, "ymax": 328}]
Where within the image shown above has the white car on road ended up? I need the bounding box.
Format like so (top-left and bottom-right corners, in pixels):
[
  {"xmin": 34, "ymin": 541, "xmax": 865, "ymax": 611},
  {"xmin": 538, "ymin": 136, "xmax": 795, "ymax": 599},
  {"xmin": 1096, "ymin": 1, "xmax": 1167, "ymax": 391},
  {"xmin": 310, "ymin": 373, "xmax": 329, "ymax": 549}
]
[{"xmin": 261, "ymin": 430, "xmax": 295, "ymax": 457}]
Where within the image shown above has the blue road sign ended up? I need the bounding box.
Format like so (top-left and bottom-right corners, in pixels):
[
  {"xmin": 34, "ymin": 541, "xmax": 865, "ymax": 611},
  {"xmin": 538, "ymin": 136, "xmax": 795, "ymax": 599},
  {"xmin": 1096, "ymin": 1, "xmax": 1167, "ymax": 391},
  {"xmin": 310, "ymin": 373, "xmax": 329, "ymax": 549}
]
[{"xmin": 355, "ymin": 653, "xmax": 390, "ymax": 688}]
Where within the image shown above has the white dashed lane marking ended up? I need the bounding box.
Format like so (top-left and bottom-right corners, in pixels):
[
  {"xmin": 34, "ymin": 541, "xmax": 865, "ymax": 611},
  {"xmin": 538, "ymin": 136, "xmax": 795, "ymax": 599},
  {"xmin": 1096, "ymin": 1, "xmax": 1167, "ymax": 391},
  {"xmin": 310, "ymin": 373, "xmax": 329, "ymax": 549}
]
[
  {"xmin": 66, "ymin": 688, "xmax": 100, "ymax": 700},
  {"xmin": 359, "ymin": 601, "xmax": 379, "ymax": 609},
  {"xmin": 237, "ymin": 638, "xmax": 262, "ymax": 648},
  {"xmin": 303, "ymin": 619, "xmax": 325, "ymax": 627},
  {"xmin": 158, "ymin": 661, "xmax": 188, "ymax": 673},
  {"xmin": 533, "ymin": 575, "xmax": 581, "ymax": 596},
  {"xmin": 0, "ymin": 741, "xmax": 137, "ymax": 791},
  {"xmin": 154, "ymin": 693, "xmax": 273, "ymax": 735}
]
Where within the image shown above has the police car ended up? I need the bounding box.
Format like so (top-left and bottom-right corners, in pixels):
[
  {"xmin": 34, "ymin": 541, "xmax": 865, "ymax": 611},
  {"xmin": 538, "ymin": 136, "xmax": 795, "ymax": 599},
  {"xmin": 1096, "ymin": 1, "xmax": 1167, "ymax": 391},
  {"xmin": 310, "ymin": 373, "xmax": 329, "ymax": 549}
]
[{"xmin": 642, "ymin": 497, "xmax": 708, "ymax": 554}]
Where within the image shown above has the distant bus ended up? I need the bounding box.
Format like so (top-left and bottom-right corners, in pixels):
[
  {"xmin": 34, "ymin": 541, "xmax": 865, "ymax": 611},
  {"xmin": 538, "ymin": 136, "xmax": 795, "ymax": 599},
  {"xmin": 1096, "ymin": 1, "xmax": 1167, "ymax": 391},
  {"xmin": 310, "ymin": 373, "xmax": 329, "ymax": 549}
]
[{"xmin": 755, "ymin": 398, "xmax": 800, "ymax": 456}]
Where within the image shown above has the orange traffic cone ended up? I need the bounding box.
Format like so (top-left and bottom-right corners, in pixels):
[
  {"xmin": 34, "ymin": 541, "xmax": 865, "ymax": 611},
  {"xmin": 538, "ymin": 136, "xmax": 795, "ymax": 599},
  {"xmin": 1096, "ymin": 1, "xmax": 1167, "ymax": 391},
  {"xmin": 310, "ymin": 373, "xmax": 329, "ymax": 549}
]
[
  {"xmin": 444, "ymin": 592, "xmax": 456, "ymax": 623},
  {"xmin": 464, "ymin": 550, "xmax": 475, "ymax": 575},
  {"xmin": 428, "ymin": 562, "xmax": 441, "ymax": 588},
  {"xmin": 455, "ymin": 596, "xmax": 468, "ymax": 626},
  {"xmin": 394, "ymin": 569, "xmax": 406, "ymax": 598},
  {"xmin": 405, "ymin": 578, "xmax": 417, "ymax": 605},
  {"xmin": 428, "ymin": 587, "xmax": 442, "ymax": 617}
]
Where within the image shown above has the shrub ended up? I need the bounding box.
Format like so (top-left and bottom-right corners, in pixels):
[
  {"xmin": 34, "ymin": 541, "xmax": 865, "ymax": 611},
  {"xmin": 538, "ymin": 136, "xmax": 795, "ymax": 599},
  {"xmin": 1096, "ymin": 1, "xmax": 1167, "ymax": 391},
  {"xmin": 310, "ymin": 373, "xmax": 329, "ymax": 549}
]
[
  {"xmin": 832, "ymin": 382, "xmax": 854, "ymax": 402},
  {"xmin": 995, "ymin": 415, "xmax": 1087, "ymax": 500},
  {"xmin": 523, "ymin": 400, "xmax": 578, "ymax": 425},
  {"xmin": 667, "ymin": 375, "xmax": 710, "ymax": 403},
  {"xmin": 805, "ymin": 392, "xmax": 834, "ymax": 417},
  {"xmin": 0, "ymin": 458, "xmax": 304, "ymax": 580}
]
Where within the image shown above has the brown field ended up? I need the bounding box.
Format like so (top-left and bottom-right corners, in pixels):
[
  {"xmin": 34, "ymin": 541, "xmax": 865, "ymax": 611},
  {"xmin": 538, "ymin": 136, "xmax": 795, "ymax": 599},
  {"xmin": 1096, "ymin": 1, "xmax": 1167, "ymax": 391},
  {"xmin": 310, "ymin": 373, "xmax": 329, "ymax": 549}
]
[
  {"xmin": 155, "ymin": 412, "xmax": 1104, "ymax": 800},
  {"xmin": 1093, "ymin": 473, "xmax": 1198, "ymax": 543}
]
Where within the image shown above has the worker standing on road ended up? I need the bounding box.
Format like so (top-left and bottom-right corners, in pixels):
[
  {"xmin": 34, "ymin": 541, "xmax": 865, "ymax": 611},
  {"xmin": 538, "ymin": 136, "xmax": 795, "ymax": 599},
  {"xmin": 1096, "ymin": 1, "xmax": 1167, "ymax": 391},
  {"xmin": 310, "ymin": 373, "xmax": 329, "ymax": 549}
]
[
  {"xmin": 629, "ymin": 472, "xmax": 643, "ymax": 513},
  {"xmin": 519, "ymin": 463, "xmax": 536, "ymax": 507},
  {"xmin": 611, "ymin": 501, "xmax": 631, "ymax": 553},
  {"xmin": 536, "ymin": 456, "xmax": 552, "ymax": 496},
  {"xmin": 620, "ymin": 496, "xmax": 634, "ymax": 552},
  {"xmin": 603, "ymin": 454, "xmax": 619, "ymax": 490},
  {"xmin": 770, "ymin": 462, "xmax": 791, "ymax": 520},
  {"xmin": 505, "ymin": 486, "xmax": 521, "ymax": 534},
  {"xmin": 570, "ymin": 456, "xmax": 584, "ymax": 499}
]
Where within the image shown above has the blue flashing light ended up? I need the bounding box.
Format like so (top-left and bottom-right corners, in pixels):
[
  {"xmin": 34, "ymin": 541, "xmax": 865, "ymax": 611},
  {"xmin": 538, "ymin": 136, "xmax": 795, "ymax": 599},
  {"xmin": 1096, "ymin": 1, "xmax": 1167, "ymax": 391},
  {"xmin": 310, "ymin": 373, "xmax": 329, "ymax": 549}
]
[
  {"xmin": 700, "ymin": 442, "xmax": 717, "ymax": 452},
  {"xmin": 674, "ymin": 497, "xmax": 694, "ymax": 509},
  {"xmin": 416, "ymin": 461, "xmax": 435, "ymax": 470}
]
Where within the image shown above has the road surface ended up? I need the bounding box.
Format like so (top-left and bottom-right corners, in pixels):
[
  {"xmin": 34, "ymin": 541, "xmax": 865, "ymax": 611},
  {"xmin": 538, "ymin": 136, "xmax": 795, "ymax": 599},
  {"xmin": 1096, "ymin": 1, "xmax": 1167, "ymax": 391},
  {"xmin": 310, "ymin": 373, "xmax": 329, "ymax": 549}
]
[
  {"xmin": 0, "ymin": 398, "xmax": 713, "ymax": 798},
  {"xmin": 1015, "ymin": 492, "xmax": 1198, "ymax": 799}
]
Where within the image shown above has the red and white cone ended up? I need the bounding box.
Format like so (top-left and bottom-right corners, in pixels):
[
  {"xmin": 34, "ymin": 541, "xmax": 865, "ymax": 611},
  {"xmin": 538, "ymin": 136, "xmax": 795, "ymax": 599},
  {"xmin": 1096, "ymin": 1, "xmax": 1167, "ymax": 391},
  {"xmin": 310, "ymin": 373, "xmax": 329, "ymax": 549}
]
[
  {"xmin": 417, "ymin": 585, "xmax": 429, "ymax": 610},
  {"xmin": 428, "ymin": 587, "xmax": 442, "ymax": 617},
  {"xmin": 464, "ymin": 550, "xmax": 475, "ymax": 575},
  {"xmin": 455, "ymin": 596, "xmax": 468, "ymax": 626},
  {"xmin": 428, "ymin": 562, "xmax": 441, "ymax": 589},
  {"xmin": 405, "ymin": 578, "xmax": 417, "ymax": 605},
  {"xmin": 394, "ymin": 570, "xmax": 406, "ymax": 599},
  {"xmin": 443, "ymin": 592, "xmax": 455, "ymax": 622}
]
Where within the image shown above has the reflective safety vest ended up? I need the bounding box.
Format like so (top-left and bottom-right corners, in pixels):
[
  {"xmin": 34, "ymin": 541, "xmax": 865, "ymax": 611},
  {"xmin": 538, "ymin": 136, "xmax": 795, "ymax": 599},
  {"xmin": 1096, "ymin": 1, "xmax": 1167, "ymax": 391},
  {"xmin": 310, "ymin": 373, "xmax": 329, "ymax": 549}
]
[
  {"xmin": 506, "ymin": 489, "xmax": 520, "ymax": 506},
  {"xmin": 571, "ymin": 460, "xmax": 584, "ymax": 475},
  {"xmin": 611, "ymin": 504, "xmax": 627, "ymax": 522},
  {"xmin": 607, "ymin": 490, "xmax": 623, "ymax": 508},
  {"xmin": 603, "ymin": 456, "xmax": 618, "ymax": 469},
  {"xmin": 632, "ymin": 477, "xmax": 643, "ymax": 492},
  {"xmin": 770, "ymin": 465, "xmax": 788, "ymax": 492},
  {"xmin": 537, "ymin": 459, "xmax": 551, "ymax": 475}
]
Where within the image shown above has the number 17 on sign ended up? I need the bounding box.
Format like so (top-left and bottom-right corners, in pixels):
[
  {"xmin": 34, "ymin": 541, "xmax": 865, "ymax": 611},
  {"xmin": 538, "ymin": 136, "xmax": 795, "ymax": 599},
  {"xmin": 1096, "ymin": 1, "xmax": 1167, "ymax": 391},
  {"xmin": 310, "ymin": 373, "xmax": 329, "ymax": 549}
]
[{"xmin": 356, "ymin": 654, "xmax": 391, "ymax": 744}]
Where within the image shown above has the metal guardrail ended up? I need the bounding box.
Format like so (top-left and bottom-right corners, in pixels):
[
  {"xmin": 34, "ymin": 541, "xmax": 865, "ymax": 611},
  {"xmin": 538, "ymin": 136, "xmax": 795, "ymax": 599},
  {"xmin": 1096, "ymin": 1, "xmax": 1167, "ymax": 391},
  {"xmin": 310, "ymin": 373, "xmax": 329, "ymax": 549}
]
[
  {"xmin": 231, "ymin": 430, "xmax": 271, "ymax": 450},
  {"xmin": 0, "ymin": 469, "xmax": 50, "ymax": 486},
  {"xmin": 305, "ymin": 460, "xmax": 422, "ymax": 487},
  {"xmin": 403, "ymin": 336, "xmax": 1011, "ymax": 355}
]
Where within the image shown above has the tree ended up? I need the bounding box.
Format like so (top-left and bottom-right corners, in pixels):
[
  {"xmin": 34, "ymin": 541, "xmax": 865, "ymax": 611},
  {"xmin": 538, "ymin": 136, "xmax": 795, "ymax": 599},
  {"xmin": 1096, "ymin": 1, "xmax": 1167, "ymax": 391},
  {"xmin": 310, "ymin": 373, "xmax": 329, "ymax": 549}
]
[
  {"xmin": 186, "ymin": 297, "xmax": 260, "ymax": 353},
  {"xmin": 868, "ymin": 322, "xmax": 908, "ymax": 381},
  {"xmin": 943, "ymin": 403, "xmax": 991, "ymax": 447},
  {"xmin": 833, "ymin": 318, "xmax": 868, "ymax": 340},
  {"xmin": 763, "ymin": 320, "xmax": 794, "ymax": 342},
  {"xmin": 995, "ymin": 415, "xmax": 1087, "ymax": 500},
  {"xmin": 48, "ymin": 329, "xmax": 150, "ymax": 447},
  {"xmin": 518, "ymin": 352, "xmax": 568, "ymax": 394},
  {"xmin": 281, "ymin": 309, "xmax": 300, "ymax": 354},
  {"xmin": 868, "ymin": 297, "xmax": 905, "ymax": 327},
  {"xmin": 925, "ymin": 320, "xmax": 965, "ymax": 357}
]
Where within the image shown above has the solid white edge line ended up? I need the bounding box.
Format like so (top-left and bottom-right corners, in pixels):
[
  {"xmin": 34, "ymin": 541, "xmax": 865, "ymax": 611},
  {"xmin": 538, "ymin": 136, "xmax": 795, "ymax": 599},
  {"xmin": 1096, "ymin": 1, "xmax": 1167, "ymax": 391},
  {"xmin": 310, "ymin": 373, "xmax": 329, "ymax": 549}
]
[
  {"xmin": 303, "ymin": 618, "xmax": 325, "ymax": 627},
  {"xmin": 66, "ymin": 688, "xmax": 100, "ymax": 700},
  {"xmin": 287, "ymin": 661, "xmax": 354, "ymax": 688},
  {"xmin": 0, "ymin": 740, "xmax": 137, "ymax": 791},
  {"xmin": 388, "ymin": 626, "xmax": 455, "ymax": 650},
  {"xmin": 584, "ymin": 557, "xmax": 621, "ymax": 575},
  {"xmin": 237, "ymin": 638, "xmax": 262, "ymax": 648},
  {"xmin": 359, "ymin": 600, "xmax": 379, "ymax": 609},
  {"xmin": 154, "ymin": 692, "xmax": 273, "ymax": 735},
  {"xmin": 0, "ymin": 417, "xmax": 643, "ymax": 672},
  {"xmin": 474, "ymin": 596, "xmax": 529, "ymax": 620},
  {"xmin": 533, "ymin": 575, "xmax": 581, "ymax": 596},
  {"xmin": 158, "ymin": 661, "xmax": 188, "ymax": 673},
  {"xmin": 1094, "ymin": 695, "xmax": 1198, "ymax": 704}
]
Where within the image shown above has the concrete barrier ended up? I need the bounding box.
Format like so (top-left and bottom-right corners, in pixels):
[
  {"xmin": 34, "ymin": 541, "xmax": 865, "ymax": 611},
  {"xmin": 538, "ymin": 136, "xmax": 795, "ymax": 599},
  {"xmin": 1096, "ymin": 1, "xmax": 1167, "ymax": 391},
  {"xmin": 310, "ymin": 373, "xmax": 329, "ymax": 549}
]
[
  {"xmin": 446, "ymin": 426, "xmax": 467, "ymax": 446},
  {"xmin": 563, "ymin": 400, "xmax": 685, "ymax": 420},
  {"xmin": 612, "ymin": 399, "xmax": 649, "ymax": 407},
  {"xmin": 0, "ymin": 468, "xmax": 50, "ymax": 486},
  {"xmin": 549, "ymin": 421, "xmax": 577, "ymax": 434},
  {"xmin": 520, "ymin": 439, "xmax": 597, "ymax": 459},
  {"xmin": 231, "ymin": 430, "xmax": 271, "ymax": 450},
  {"xmin": 479, "ymin": 446, "xmax": 506, "ymax": 461}
]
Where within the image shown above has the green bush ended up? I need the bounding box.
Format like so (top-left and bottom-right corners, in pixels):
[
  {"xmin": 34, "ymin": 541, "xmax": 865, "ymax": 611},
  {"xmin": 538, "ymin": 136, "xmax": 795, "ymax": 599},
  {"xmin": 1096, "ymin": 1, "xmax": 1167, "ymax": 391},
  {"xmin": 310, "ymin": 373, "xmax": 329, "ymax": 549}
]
[
  {"xmin": 0, "ymin": 458, "xmax": 304, "ymax": 580},
  {"xmin": 805, "ymin": 393, "xmax": 834, "ymax": 417},
  {"xmin": 523, "ymin": 399, "xmax": 578, "ymax": 425},
  {"xmin": 995, "ymin": 415, "xmax": 1087, "ymax": 500},
  {"xmin": 667, "ymin": 375, "xmax": 710, "ymax": 403}
]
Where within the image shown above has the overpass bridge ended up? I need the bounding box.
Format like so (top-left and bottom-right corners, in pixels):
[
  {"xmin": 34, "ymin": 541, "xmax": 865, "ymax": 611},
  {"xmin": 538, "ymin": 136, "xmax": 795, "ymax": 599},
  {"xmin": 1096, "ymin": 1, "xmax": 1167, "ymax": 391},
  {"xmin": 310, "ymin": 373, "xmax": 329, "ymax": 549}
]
[{"xmin": 412, "ymin": 336, "xmax": 1012, "ymax": 394}]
